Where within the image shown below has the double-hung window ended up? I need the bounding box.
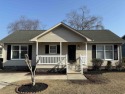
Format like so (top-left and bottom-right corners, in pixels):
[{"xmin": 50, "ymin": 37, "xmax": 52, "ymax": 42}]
[
  {"xmin": 49, "ymin": 45, "xmax": 57, "ymax": 54},
  {"xmin": 96, "ymin": 45, "xmax": 113, "ymax": 60},
  {"xmin": 96, "ymin": 45, "xmax": 104, "ymax": 59},
  {"xmin": 105, "ymin": 45, "xmax": 113, "ymax": 59},
  {"xmin": 12, "ymin": 45, "xmax": 28, "ymax": 59}
]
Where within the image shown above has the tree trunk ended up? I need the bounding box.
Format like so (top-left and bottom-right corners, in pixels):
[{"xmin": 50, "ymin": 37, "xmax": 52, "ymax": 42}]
[{"xmin": 31, "ymin": 72, "xmax": 35, "ymax": 86}]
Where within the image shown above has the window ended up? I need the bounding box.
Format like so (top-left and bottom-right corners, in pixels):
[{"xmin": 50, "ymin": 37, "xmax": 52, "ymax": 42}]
[
  {"xmin": 12, "ymin": 45, "xmax": 28, "ymax": 59},
  {"xmin": 105, "ymin": 45, "xmax": 113, "ymax": 59},
  {"xmin": 0, "ymin": 48, "xmax": 2, "ymax": 58},
  {"xmin": 96, "ymin": 45, "xmax": 104, "ymax": 59},
  {"xmin": 96, "ymin": 45, "xmax": 113, "ymax": 60},
  {"xmin": 49, "ymin": 45, "xmax": 57, "ymax": 54}
]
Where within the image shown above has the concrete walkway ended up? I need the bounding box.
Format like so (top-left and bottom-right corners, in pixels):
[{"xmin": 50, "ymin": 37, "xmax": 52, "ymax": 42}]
[
  {"xmin": 0, "ymin": 72, "xmax": 87, "ymax": 89},
  {"xmin": 67, "ymin": 74, "xmax": 87, "ymax": 80}
]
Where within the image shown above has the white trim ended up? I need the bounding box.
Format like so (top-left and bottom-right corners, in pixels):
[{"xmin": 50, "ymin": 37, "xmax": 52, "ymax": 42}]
[
  {"xmin": 11, "ymin": 45, "xmax": 28, "ymax": 60},
  {"xmin": 60, "ymin": 42, "xmax": 62, "ymax": 60},
  {"xmin": 36, "ymin": 41, "xmax": 38, "ymax": 60},
  {"xmin": 30, "ymin": 22, "xmax": 92, "ymax": 41},
  {"xmin": 49, "ymin": 45, "xmax": 57, "ymax": 54},
  {"xmin": 85, "ymin": 42, "xmax": 87, "ymax": 66}
]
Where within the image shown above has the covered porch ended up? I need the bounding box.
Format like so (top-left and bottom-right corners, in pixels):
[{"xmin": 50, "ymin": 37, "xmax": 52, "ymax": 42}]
[{"xmin": 35, "ymin": 42, "xmax": 88, "ymax": 74}]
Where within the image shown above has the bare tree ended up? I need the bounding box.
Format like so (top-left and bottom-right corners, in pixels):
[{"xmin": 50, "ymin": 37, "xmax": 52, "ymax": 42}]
[
  {"xmin": 7, "ymin": 16, "xmax": 46, "ymax": 33},
  {"xmin": 25, "ymin": 54, "xmax": 39, "ymax": 86},
  {"xmin": 64, "ymin": 6, "xmax": 104, "ymax": 30}
]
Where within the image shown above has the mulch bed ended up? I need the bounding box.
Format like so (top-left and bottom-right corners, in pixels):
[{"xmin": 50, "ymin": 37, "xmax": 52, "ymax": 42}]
[{"xmin": 16, "ymin": 83, "xmax": 48, "ymax": 94}]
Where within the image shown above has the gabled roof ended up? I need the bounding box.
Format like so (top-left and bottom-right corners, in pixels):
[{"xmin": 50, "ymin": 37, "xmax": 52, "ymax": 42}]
[
  {"xmin": 0, "ymin": 23, "xmax": 124, "ymax": 44},
  {"xmin": 30, "ymin": 22, "xmax": 92, "ymax": 41},
  {"xmin": 0, "ymin": 30, "xmax": 45, "ymax": 43},
  {"xmin": 79, "ymin": 30, "xmax": 125, "ymax": 43}
]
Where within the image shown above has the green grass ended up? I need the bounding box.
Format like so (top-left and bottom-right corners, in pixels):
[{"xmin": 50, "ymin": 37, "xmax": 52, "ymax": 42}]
[{"xmin": 1, "ymin": 72, "xmax": 125, "ymax": 94}]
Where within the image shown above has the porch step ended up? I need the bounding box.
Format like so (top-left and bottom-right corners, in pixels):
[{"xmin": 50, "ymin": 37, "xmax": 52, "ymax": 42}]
[{"xmin": 67, "ymin": 73, "xmax": 87, "ymax": 80}]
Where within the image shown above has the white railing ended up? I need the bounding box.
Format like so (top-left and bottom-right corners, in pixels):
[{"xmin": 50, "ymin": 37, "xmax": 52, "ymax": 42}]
[
  {"xmin": 80, "ymin": 55, "xmax": 87, "ymax": 65},
  {"xmin": 38, "ymin": 55, "xmax": 66, "ymax": 64},
  {"xmin": 80, "ymin": 55, "xmax": 87, "ymax": 74}
]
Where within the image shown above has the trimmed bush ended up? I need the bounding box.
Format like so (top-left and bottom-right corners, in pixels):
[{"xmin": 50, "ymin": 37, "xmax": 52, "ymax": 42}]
[
  {"xmin": 106, "ymin": 61, "xmax": 112, "ymax": 70},
  {"xmin": 91, "ymin": 58, "xmax": 103, "ymax": 70}
]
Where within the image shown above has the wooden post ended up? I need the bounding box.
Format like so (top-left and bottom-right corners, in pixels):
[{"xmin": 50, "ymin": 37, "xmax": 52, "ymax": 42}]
[{"xmin": 36, "ymin": 41, "xmax": 38, "ymax": 61}]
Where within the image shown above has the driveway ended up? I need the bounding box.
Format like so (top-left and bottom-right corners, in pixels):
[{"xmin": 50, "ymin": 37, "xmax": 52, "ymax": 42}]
[
  {"xmin": 0, "ymin": 72, "xmax": 67, "ymax": 89},
  {"xmin": 0, "ymin": 72, "xmax": 29, "ymax": 89}
]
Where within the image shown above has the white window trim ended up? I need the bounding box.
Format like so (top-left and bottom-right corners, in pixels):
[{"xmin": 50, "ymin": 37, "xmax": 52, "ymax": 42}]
[
  {"xmin": 96, "ymin": 44, "xmax": 114, "ymax": 60},
  {"xmin": 49, "ymin": 45, "xmax": 57, "ymax": 54},
  {"xmin": 11, "ymin": 45, "xmax": 28, "ymax": 60}
]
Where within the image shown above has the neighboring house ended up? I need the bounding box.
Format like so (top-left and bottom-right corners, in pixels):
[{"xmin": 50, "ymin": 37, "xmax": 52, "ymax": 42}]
[
  {"xmin": 122, "ymin": 35, "xmax": 125, "ymax": 57},
  {"xmin": 0, "ymin": 22, "xmax": 124, "ymax": 73}
]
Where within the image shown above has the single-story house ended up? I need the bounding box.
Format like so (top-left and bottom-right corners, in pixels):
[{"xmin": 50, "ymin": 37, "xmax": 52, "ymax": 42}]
[
  {"xmin": 0, "ymin": 22, "xmax": 124, "ymax": 73},
  {"xmin": 122, "ymin": 35, "xmax": 125, "ymax": 57}
]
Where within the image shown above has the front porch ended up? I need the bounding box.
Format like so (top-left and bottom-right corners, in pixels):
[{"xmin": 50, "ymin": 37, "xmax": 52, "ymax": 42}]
[{"xmin": 35, "ymin": 42, "xmax": 88, "ymax": 74}]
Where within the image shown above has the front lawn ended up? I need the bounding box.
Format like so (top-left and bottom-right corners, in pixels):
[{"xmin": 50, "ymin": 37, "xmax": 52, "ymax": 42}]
[{"xmin": 0, "ymin": 72, "xmax": 125, "ymax": 94}]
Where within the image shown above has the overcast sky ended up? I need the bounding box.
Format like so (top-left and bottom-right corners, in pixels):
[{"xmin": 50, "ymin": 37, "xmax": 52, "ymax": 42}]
[{"xmin": 0, "ymin": 0, "xmax": 125, "ymax": 39}]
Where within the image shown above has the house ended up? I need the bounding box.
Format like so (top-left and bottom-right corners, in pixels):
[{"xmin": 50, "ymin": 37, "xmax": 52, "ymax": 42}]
[
  {"xmin": 122, "ymin": 35, "xmax": 125, "ymax": 57},
  {"xmin": 0, "ymin": 22, "xmax": 124, "ymax": 73}
]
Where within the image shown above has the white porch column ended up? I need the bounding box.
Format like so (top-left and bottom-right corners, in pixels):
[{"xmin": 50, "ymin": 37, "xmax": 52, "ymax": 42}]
[
  {"xmin": 85, "ymin": 42, "xmax": 88, "ymax": 66},
  {"xmin": 36, "ymin": 41, "xmax": 38, "ymax": 61},
  {"xmin": 60, "ymin": 42, "xmax": 62, "ymax": 60}
]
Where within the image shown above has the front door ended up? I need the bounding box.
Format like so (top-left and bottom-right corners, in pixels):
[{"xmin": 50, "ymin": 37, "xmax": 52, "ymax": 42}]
[{"xmin": 68, "ymin": 45, "xmax": 76, "ymax": 62}]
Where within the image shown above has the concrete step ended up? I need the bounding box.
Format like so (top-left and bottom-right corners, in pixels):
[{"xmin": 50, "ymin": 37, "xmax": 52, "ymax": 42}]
[{"xmin": 67, "ymin": 73, "xmax": 87, "ymax": 80}]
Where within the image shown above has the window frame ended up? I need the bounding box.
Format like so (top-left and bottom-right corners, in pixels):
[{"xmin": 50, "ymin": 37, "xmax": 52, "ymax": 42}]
[
  {"xmin": 49, "ymin": 45, "xmax": 57, "ymax": 54},
  {"xmin": 96, "ymin": 45, "xmax": 114, "ymax": 60},
  {"xmin": 11, "ymin": 45, "xmax": 28, "ymax": 60}
]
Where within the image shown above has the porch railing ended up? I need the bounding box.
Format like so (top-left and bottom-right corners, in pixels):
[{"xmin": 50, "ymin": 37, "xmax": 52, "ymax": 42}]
[
  {"xmin": 80, "ymin": 55, "xmax": 87, "ymax": 65},
  {"xmin": 38, "ymin": 55, "xmax": 66, "ymax": 64}
]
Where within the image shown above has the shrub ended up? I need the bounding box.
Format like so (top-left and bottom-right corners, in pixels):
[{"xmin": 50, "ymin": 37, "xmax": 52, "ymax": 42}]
[
  {"xmin": 105, "ymin": 61, "xmax": 112, "ymax": 70},
  {"xmin": 91, "ymin": 58, "xmax": 103, "ymax": 70},
  {"xmin": 116, "ymin": 57, "xmax": 125, "ymax": 71}
]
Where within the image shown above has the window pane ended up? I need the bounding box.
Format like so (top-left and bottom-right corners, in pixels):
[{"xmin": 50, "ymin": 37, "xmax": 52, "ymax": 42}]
[
  {"xmin": 21, "ymin": 46, "xmax": 27, "ymax": 50},
  {"xmin": 97, "ymin": 45, "xmax": 104, "ymax": 50},
  {"xmin": 21, "ymin": 51, "xmax": 27, "ymax": 59},
  {"xmin": 106, "ymin": 51, "xmax": 113, "ymax": 59},
  {"xmin": 97, "ymin": 51, "xmax": 104, "ymax": 59},
  {"xmin": 12, "ymin": 51, "xmax": 19, "ymax": 59},
  {"xmin": 0, "ymin": 55, "xmax": 2, "ymax": 58},
  {"xmin": 50, "ymin": 46, "xmax": 56, "ymax": 53},
  {"xmin": 13, "ymin": 46, "xmax": 19, "ymax": 50},
  {"xmin": 105, "ymin": 46, "xmax": 112, "ymax": 50}
]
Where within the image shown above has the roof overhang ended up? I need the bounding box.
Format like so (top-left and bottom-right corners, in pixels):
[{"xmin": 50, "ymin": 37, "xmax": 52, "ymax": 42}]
[{"xmin": 30, "ymin": 22, "xmax": 92, "ymax": 42}]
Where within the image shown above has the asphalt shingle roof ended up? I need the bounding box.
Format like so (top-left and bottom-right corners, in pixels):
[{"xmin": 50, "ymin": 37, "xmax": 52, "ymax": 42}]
[
  {"xmin": 78, "ymin": 30, "xmax": 125, "ymax": 43},
  {"xmin": 0, "ymin": 30, "xmax": 124, "ymax": 43},
  {"xmin": 0, "ymin": 30, "xmax": 45, "ymax": 43}
]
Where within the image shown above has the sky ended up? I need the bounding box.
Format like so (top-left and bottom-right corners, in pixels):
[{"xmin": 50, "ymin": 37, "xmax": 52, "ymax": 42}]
[{"xmin": 0, "ymin": 0, "xmax": 125, "ymax": 40}]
